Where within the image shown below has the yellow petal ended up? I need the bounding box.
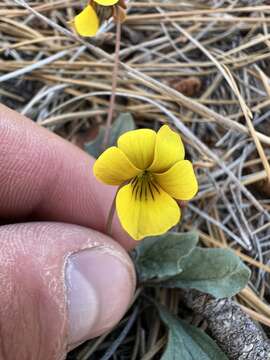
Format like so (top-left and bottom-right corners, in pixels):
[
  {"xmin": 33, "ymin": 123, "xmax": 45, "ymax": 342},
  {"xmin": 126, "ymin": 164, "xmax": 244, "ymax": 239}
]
[
  {"xmin": 148, "ymin": 125, "xmax": 185, "ymax": 173},
  {"xmin": 94, "ymin": 0, "xmax": 119, "ymax": 5},
  {"xmin": 117, "ymin": 129, "xmax": 156, "ymax": 170},
  {"xmin": 154, "ymin": 160, "xmax": 198, "ymax": 200},
  {"xmin": 116, "ymin": 182, "xmax": 180, "ymax": 240},
  {"xmin": 74, "ymin": 5, "xmax": 99, "ymax": 37},
  {"xmin": 93, "ymin": 146, "xmax": 140, "ymax": 185}
]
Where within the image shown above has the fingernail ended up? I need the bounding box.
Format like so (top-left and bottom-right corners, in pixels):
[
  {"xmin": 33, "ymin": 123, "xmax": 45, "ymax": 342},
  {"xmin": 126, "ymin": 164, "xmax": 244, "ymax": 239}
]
[{"xmin": 65, "ymin": 248, "xmax": 135, "ymax": 346}]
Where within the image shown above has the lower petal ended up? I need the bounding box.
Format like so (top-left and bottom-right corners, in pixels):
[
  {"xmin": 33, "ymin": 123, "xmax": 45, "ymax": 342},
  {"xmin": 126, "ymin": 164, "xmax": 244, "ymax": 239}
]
[
  {"xmin": 74, "ymin": 5, "xmax": 99, "ymax": 37},
  {"xmin": 154, "ymin": 160, "xmax": 198, "ymax": 200},
  {"xmin": 116, "ymin": 183, "xmax": 180, "ymax": 240}
]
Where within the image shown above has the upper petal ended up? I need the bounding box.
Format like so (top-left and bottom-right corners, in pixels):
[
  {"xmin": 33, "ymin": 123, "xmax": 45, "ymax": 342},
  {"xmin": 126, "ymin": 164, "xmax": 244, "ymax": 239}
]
[
  {"xmin": 93, "ymin": 146, "xmax": 140, "ymax": 185},
  {"xmin": 74, "ymin": 5, "xmax": 99, "ymax": 37},
  {"xmin": 116, "ymin": 182, "xmax": 180, "ymax": 240},
  {"xmin": 117, "ymin": 129, "xmax": 156, "ymax": 170},
  {"xmin": 154, "ymin": 160, "xmax": 198, "ymax": 200},
  {"xmin": 148, "ymin": 125, "xmax": 185, "ymax": 173},
  {"xmin": 94, "ymin": 0, "xmax": 119, "ymax": 5}
]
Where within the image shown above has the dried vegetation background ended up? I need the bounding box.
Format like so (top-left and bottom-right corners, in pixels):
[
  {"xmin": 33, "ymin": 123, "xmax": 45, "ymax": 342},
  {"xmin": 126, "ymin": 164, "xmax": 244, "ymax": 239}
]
[{"xmin": 1, "ymin": 0, "xmax": 270, "ymax": 359}]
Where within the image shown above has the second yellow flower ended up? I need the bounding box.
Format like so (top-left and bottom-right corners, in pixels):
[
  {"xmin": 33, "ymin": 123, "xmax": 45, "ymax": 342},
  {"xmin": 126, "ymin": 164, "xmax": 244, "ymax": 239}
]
[{"xmin": 74, "ymin": 0, "xmax": 126, "ymax": 36}]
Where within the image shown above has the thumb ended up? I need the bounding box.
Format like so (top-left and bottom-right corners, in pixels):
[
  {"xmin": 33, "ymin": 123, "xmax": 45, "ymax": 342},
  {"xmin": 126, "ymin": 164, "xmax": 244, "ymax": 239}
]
[{"xmin": 0, "ymin": 222, "xmax": 136, "ymax": 360}]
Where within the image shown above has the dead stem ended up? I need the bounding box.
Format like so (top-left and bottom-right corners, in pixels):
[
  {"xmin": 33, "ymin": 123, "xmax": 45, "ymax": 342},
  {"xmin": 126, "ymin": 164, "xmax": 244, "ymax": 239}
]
[{"xmin": 103, "ymin": 12, "xmax": 122, "ymax": 149}]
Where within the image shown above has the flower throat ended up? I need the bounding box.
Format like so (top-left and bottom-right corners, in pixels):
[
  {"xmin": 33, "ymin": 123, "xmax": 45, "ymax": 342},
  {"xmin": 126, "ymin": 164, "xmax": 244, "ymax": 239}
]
[{"xmin": 131, "ymin": 171, "xmax": 160, "ymax": 201}]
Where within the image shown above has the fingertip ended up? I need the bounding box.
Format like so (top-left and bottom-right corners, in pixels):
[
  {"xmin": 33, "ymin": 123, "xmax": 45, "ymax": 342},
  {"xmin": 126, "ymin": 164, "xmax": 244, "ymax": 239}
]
[
  {"xmin": 66, "ymin": 247, "xmax": 135, "ymax": 347},
  {"xmin": 0, "ymin": 222, "xmax": 136, "ymax": 358},
  {"xmin": 0, "ymin": 104, "xmax": 137, "ymax": 250}
]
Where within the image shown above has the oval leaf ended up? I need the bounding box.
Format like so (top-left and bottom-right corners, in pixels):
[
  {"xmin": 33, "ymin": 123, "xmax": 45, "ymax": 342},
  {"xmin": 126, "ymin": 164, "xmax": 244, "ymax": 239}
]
[
  {"xmin": 159, "ymin": 306, "xmax": 228, "ymax": 360},
  {"xmin": 135, "ymin": 232, "xmax": 198, "ymax": 281},
  {"xmin": 84, "ymin": 127, "xmax": 105, "ymax": 158},
  {"xmin": 109, "ymin": 112, "xmax": 135, "ymax": 147},
  {"xmin": 161, "ymin": 248, "xmax": 250, "ymax": 298},
  {"xmin": 84, "ymin": 112, "xmax": 135, "ymax": 158}
]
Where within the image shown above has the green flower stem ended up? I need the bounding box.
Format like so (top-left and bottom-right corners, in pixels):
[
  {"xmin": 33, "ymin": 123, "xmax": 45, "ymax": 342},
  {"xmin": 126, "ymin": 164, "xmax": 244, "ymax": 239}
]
[{"xmin": 106, "ymin": 182, "xmax": 127, "ymax": 236}]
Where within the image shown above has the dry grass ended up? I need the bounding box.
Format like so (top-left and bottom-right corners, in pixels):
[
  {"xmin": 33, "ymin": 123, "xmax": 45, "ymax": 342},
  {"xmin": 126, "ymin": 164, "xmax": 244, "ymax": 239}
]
[{"xmin": 1, "ymin": 0, "xmax": 270, "ymax": 358}]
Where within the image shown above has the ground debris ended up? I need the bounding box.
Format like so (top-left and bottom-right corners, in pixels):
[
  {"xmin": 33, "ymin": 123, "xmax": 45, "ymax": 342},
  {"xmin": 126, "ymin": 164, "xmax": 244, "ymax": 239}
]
[
  {"xmin": 182, "ymin": 290, "xmax": 270, "ymax": 360},
  {"xmin": 1, "ymin": 0, "xmax": 270, "ymax": 358},
  {"xmin": 168, "ymin": 77, "xmax": 202, "ymax": 97}
]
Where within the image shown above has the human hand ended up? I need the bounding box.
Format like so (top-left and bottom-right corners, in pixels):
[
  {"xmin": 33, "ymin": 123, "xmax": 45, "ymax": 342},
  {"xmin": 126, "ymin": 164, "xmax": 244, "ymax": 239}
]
[{"xmin": 0, "ymin": 104, "xmax": 136, "ymax": 360}]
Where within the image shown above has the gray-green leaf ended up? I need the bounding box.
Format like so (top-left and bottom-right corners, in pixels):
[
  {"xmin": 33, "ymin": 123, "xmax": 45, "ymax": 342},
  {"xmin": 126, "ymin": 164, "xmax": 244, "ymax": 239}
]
[
  {"xmin": 159, "ymin": 306, "xmax": 228, "ymax": 360},
  {"xmin": 161, "ymin": 248, "xmax": 250, "ymax": 298},
  {"xmin": 84, "ymin": 127, "xmax": 105, "ymax": 159},
  {"xmin": 108, "ymin": 113, "xmax": 135, "ymax": 146},
  {"xmin": 84, "ymin": 112, "xmax": 135, "ymax": 158},
  {"xmin": 135, "ymin": 232, "xmax": 198, "ymax": 281}
]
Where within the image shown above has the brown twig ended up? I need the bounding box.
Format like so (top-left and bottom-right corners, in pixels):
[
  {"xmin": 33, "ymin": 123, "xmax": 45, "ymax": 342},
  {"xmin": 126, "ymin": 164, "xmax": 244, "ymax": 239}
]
[{"xmin": 181, "ymin": 290, "xmax": 270, "ymax": 360}]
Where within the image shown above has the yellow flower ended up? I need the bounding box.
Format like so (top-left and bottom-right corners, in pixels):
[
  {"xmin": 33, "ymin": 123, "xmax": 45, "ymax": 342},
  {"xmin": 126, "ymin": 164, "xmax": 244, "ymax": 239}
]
[
  {"xmin": 74, "ymin": 0, "xmax": 126, "ymax": 37},
  {"xmin": 94, "ymin": 125, "xmax": 198, "ymax": 240}
]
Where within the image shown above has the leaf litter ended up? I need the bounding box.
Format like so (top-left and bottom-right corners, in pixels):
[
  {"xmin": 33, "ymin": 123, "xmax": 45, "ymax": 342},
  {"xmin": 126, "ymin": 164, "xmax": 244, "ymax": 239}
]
[{"xmin": 1, "ymin": 0, "xmax": 270, "ymax": 358}]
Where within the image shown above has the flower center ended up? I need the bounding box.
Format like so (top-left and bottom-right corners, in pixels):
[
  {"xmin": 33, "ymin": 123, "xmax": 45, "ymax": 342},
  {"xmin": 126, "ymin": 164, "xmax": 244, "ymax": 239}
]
[{"xmin": 130, "ymin": 171, "xmax": 160, "ymax": 201}]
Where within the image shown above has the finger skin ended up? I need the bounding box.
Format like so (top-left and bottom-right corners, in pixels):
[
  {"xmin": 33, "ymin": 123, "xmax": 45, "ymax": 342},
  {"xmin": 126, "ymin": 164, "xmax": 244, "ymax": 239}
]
[
  {"xmin": 0, "ymin": 104, "xmax": 135, "ymax": 249},
  {"xmin": 0, "ymin": 222, "xmax": 135, "ymax": 360}
]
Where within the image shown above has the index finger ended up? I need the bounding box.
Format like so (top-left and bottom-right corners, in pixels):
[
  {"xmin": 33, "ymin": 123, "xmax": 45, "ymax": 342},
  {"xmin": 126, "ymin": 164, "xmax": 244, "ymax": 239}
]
[{"xmin": 0, "ymin": 104, "xmax": 135, "ymax": 250}]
